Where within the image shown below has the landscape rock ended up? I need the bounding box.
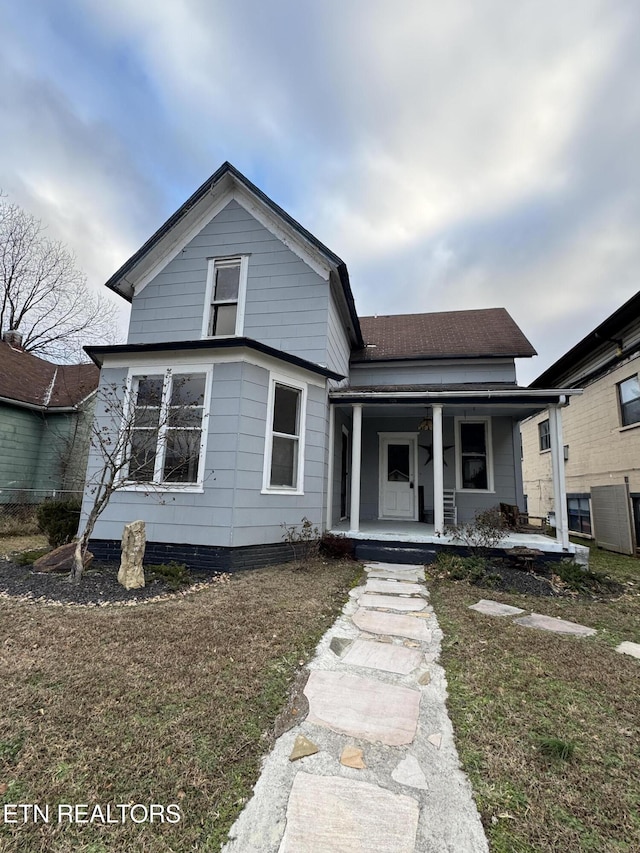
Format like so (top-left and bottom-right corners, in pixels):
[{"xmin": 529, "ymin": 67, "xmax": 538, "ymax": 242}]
[
  {"xmin": 118, "ymin": 520, "xmax": 146, "ymax": 590},
  {"xmin": 32, "ymin": 543, "xmax": 93, "ymax": 574}
]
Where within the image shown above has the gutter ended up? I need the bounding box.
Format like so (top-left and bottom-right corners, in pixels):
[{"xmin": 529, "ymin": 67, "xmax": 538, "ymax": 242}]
[
  {"xmin": 329, "ymin": 388, "xmax": 580, "ymax": 405},
  {"xmin": 0, "ymin": 394, "xmax": 79, "ymax": 414}
]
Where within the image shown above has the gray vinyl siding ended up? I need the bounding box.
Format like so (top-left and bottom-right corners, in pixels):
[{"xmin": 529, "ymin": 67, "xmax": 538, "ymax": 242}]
[
  {"xmin": 327, "ymin": 288, "xmax": 351, "ymax": 379},
  {"xmin": 86, "ymin": 360, "xmax": 327, "ymax": 549},
  {"xmin": 349, "ymin": 359, "xmax": 517, "ymax": 386},
  {"xmin": 127, "ymin": 200, "xmax": 332, "ymax": 368}
]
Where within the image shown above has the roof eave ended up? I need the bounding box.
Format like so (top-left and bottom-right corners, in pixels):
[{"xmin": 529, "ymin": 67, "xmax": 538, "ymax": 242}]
[{"xmin": 85, "ymin": 337, "xmax": 345, "ymax": 382}]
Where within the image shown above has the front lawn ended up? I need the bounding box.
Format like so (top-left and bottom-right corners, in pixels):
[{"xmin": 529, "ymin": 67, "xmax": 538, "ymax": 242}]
[
  {"xmin": 430, "ymin": 545, "xmax": 640, "ymax": 852},
  {"xmin": 0, "ymin": 557, "xmax": 361, "ymax": 852}
]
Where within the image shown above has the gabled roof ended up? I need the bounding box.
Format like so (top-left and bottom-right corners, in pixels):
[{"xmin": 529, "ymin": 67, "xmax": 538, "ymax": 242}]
[
  {"xmin": 531, "ymin": 288, "xmax": 640, "ymax": 388},
  {"xmin": 351, "ymin": 308, "xmax": 537, "ymax": 362},
  {"xmin": 106, "ymin": 161, "xmax": 363, "ymax": 347},
  {"xmin": 0, "ymin": 341, "xmax": 99, "ymax": 411}
]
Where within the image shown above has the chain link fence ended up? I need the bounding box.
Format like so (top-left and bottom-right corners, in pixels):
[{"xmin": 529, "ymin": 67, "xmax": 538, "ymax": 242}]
[{"xmin": 0, "ymin": 489, "xmax": 83, "ymax": 537}]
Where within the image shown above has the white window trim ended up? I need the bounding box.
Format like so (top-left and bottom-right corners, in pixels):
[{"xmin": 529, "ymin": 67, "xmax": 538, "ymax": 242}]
[
  {"xmin": 201, "ymin": 255, "xmax": 249, "ymax": 339},
  {"xmin": 119, "ymin": 364, "xmax": 213, "ymax": 492},
  {"xmin": 455, "ymin": 417, "xmax": 494, "ymax": 493},
  {"xmin": 262, "ymin": 372, "xmax": 307, "ymax": 495}
]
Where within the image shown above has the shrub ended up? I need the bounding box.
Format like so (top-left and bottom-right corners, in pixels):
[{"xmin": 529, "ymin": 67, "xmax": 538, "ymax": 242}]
[
  {"xmin": 36, "ymin": 499, "xmax": 81, "ymax": 548},
  {"xmin": 319, "ymin": 532, "xmax": 356, "ymax": 561},
  {"xmin": 434, "ymin": 552, "xmax": 487, "ymax": 582},
  {"xmin": 147, "ymin": 561, "xmax": 191, "ymax": 590},
  {"xmin": 281, "ymin": 517, "xmax": 320, "ymax": 569},
  {"xmin": 446, "ymin": 506, "xmax": 508, "ymax": 554}
]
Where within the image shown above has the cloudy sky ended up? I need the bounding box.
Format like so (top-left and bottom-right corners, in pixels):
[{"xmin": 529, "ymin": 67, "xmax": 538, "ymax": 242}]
[{"xmin": 1, "ymin": 0, "xmax": 638, "ymax": 383}]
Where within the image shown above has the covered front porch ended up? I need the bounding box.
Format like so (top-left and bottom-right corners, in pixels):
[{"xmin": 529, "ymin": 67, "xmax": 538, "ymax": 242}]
[{"xmin": 325, "ymin": 387, "xmax": 579, "ymax": 556}]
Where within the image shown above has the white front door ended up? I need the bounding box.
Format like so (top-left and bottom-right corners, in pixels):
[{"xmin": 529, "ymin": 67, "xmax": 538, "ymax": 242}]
[{"xmin": 379, "ymin": 436, "xmax": 417, "ymax": 519}]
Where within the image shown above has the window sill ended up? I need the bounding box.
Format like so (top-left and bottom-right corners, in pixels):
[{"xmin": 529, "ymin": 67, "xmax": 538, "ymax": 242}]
[
  {"xmin": 456, "ymin": 489, "xmax": 496, "ymax": 494},
  {"xmin": 619, "ymin": 422, "xmax": 640, "ymax": 433},
  {"xmin": 539, "ymin": 448, "xmax": 551, "ymax": 454},
  {"xmin": 261, "ymin": 488, "xmax": 304, "ymax": 496},
  {"xmin": 118, "ymin": 484, "xmax": 204, "ymax": 494}
]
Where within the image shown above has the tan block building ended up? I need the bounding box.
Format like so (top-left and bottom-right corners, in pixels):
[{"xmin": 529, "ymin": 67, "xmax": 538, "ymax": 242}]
[{"xmin": 521, "ymin": 290, "xmax": 640, "ymax": 553}]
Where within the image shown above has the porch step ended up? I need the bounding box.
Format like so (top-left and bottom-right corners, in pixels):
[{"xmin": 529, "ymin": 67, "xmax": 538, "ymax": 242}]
[{"xmin": 354, "ymin": 542, "xmax": 438, "ymax": 565}]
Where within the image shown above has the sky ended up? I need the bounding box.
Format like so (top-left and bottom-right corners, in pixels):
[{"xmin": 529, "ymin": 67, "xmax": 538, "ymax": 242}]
[{"xmin": 0, "ymin": 0, "xmax": 638, "ymax": 384}]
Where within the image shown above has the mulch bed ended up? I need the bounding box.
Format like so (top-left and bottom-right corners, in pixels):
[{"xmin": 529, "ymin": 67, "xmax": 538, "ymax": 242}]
[
  {"xmin": 476, "ymin": 562, "xmax": 560, "ymax": 596},
  {"xmin": 0, "ymin": 558, "xmax": 218, "ymax": 606}
]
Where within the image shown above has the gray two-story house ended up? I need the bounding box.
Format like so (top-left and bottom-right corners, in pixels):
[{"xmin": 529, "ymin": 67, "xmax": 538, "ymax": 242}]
[{"xmin": 82, "ymin": 163, "xmax": 579, "ymax": 569}]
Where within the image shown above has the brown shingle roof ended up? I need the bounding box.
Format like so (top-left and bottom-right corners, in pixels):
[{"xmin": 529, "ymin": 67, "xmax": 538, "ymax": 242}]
[
  {"xmin": 0, "ymin": 341, "xmax": 99, "ymax": 409},
  {"xmin": 352, "ymin": 308, "xmax": 537, "ymax": 361}
]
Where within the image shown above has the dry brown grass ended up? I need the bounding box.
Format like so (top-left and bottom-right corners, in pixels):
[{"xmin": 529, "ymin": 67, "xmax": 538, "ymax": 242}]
[
  {"xmin": 0, "ymin": 558, "xmax": 361, "ymax": 852},
  {"xmin": 431, "ymin": 550, "xmax": 640, "ymax": 853}
]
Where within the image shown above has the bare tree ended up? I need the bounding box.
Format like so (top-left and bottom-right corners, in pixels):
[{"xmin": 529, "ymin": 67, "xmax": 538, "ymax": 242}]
[
  {"xmin": 0, "ymin": 198, "xmax": 118, "ymax": 361},
  {"xmin": 72, "ymin": 372, "xmax": 208, "ymax": 582}
]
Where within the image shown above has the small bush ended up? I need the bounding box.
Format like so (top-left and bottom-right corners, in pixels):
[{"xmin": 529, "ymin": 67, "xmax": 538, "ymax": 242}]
[
  {"xmin": 281, "ymin": 517, "xmax": 320, "ymax": 569},
  {"xmin": 147, "ymin": 561, "xmax": 191, "ymax": 590},
  {"xmin": 15, "ymin": 548, "xmax": 50, "ymax": 566},
  {"xmin": 434, "ymin": 552, "xmax": 487, "ymax": 582},
  {"xmin": 319, "ymin": 532, "xmax": 356, "ymax": 561},
  {"xmin": 553, "ymin": 560, "xmax": 621, "ymax": 595},
  {"xmin": 36, "ymin": 499, "xmax": 81, "ymax": 548},
  {"xmin": 446, "ymin": 506, "xmax": 508, "ymax": 554}
]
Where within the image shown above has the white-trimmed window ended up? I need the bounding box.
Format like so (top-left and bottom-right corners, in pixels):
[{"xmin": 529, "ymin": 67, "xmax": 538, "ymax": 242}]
[
  {"xmin": 538, "ymin": 418, "xmax": 551, "ymax": 451},
  {"xmin": 202, "ymin": 256, "xmax": 248, "ymax": 338},
  {"xmin": 455, "ymin": 418, "xmax": 494, "ymax": 491},
  {"xmin": 126, "ymin": 369, "xmax": 209, "ymax": 488},
  {"xmin": 618, "ymin": 374, "xmax": 640, "ymax": 427},
  {"xmin": 262, "ymin": 376, "xmax": 307, "ymax": 493}
]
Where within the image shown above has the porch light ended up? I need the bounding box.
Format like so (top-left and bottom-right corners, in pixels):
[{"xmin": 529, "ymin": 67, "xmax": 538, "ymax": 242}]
[{"xmin": 419, "ymin": 417, "xmax": 433, "ymax": 431}]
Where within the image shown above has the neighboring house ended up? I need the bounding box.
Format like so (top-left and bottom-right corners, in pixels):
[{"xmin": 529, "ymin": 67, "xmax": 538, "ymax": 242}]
[
  {"xmin": 521, "ymin": 289, "xmax": 640, "ymax": 555},
  {"xmin": 0, "ymin": 332, "xmax": 99, "ymax": 501},
  {"xmin": 81, "ymin": 162, "xmax": 578, "ymax": 569}
]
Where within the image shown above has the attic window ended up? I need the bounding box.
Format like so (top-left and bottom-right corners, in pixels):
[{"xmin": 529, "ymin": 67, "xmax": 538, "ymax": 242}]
[{"xmin": 203, "ymin": 256, "xmax": 248, "ymax": 338}]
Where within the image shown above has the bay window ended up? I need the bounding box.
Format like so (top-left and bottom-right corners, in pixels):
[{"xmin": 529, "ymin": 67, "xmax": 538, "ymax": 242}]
[{"xmin": 127, "ymin": 369, "xmax": 208, "ymax": 487}]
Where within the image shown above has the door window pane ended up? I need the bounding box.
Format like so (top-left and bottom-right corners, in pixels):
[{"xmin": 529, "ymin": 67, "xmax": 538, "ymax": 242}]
[{"xmin": 387, "ymin": 444, "xmax": 410, "ymax": 482}]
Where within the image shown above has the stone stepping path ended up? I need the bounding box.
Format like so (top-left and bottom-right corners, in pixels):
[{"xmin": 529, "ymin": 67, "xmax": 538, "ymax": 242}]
[
  {"xmin": 279, "ymin": 772, "xmax": 419, "ymax": 853},
  {"xmin": 341, "ymin": 637, "xmax": 424, "ymax": 675},
  {"xmin": 222, "ymin": 563, "xmax": 489, "ymax": 853},
  {"xmin": 353, "ymin": 607, "xmax": 433, "ymax": 642},
  {"xmin": 304, "ymin": 669, "xmax": 421, "ymax": 746}
]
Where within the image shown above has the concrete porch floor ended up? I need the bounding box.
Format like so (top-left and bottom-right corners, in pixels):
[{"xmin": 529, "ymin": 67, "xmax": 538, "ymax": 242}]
[{"xmin": 329, "ymin": 519, "xmax": 583, "ymax": 557}]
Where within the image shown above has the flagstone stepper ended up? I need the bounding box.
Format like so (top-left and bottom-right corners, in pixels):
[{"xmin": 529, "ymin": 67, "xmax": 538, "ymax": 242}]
[
  {"xmin": 279, "ymin": 772, "xmax": 419, "ymax": 853},
  {"xmin": 514, "ymin": 613, "xmax": 596, "ymax": 636},
  {"xmin": 304, "ymin": 669, "xmax": 421, "ymax": 745},
  {"xmin": 358, "ymin": 592, "xmax": 426, "ymax": 611},
  {"xmin": 469, "ymin": 599, "xmax": 525, "ymax": 617},
  {"xmin": 365, "ymin": 578, "xmax": 424, "ymax": 596},
  {"xmin": 341, "ymin": 638, "xmax": 424, "ymax": 674},
  {"xmin": 353, "ymin": 608, "xmax": 433, "ymax": 642}
]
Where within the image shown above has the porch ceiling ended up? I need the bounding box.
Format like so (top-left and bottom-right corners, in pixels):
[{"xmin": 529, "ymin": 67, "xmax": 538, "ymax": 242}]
[{"xmin": 330, "ymin": 401, "xmax": 553, "ymax": 419}]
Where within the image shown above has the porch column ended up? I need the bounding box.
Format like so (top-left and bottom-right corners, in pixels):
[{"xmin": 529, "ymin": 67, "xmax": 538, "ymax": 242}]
[
  {"xmin": 325, "ymin": 404, "xmax": 335, "ymax": 530},
  {"xmin": 549, "ymin": 404, "xmax": 569, "ymax": 549},
  {"xmin": 432, "ymin": 404, "xmax": 444, "ymax": 534},
  {"xmin": 349, "ymin": 403, "xmax": 363, "ymax": 533}
]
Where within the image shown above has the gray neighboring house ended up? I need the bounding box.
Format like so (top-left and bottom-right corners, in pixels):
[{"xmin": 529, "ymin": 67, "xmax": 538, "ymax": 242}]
[
  {"xmin": 82, "ymin": 162, "xmax": 580, "ymax": 570},
  {"xmin": 0, "ymin": 332, "xmax": 99, "ymax": 501}
]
